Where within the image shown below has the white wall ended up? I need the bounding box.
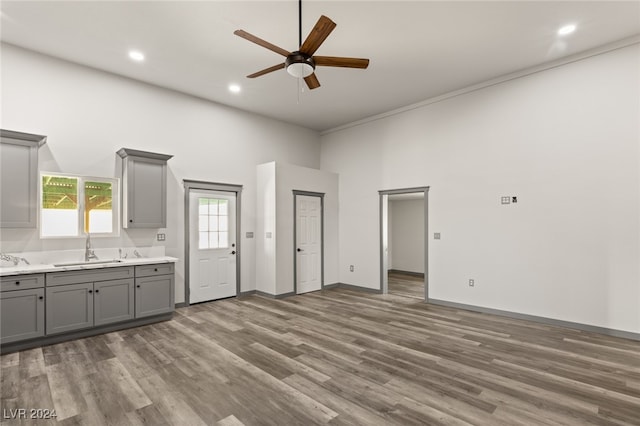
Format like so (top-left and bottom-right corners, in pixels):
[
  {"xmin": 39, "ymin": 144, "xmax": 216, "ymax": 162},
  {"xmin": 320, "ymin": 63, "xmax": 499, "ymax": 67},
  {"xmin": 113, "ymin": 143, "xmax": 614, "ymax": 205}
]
[
  {"xmin": 390, "ymin": 199, "xmax": 424, "ymax": 274},
  {"xmin": 275, "ymin": 163, "xmax": 339, "ymax": 295},
  {"xmin": 321, "ymin": 44, "xmax": 640, "ymax": 333},
  {"xmin": 255, "ymin": 162, "xmax": 277, "ymax": 294},
  {"xmin": 0, "ymin": 44, "xmax": 321, "ymax": 303},
  {"xmin": 255, "ymin": 162, "xmax": 339, "ymax": 295}
]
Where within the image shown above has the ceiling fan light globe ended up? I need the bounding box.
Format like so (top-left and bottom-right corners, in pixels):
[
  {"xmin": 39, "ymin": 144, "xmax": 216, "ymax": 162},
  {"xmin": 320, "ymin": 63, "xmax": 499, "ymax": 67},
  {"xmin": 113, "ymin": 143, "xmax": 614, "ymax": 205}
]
[{"xmin": 287, "ymin": 62, "xmax": 314, "ymax": 78}]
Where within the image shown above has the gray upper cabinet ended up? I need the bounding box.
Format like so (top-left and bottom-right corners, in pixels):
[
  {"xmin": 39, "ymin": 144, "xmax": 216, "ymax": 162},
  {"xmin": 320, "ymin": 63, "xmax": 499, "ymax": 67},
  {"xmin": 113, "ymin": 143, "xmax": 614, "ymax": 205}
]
[
  {"xmin": 117, "ymin": 148, "xmax": 173, "ymax": 228},
  {"xmin": 0, "ymin": 129, "xmax": 47, "ymax": 228}
]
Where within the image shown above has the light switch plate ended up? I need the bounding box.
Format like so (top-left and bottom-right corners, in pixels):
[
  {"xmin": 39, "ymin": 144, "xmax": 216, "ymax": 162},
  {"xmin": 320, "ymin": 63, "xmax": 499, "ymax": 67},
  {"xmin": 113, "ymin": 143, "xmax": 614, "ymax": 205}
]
[
  {"xmin": 266, "ymin": 232, "xmax": 272, "ymax": 239},
  {"xmin": 246, "ymin": 232, "xmax": 254, "ymax": 238},
  {"xmin": 156, "ymin": 233, "xmax": 166, "ymax": 241},
  {"xmin": 501, "ymin": 196, "xmax": 510, "ymax": 205},
  {"xmin": 434, "ymin": 233, "xmax": 441, "ymax": 240}
]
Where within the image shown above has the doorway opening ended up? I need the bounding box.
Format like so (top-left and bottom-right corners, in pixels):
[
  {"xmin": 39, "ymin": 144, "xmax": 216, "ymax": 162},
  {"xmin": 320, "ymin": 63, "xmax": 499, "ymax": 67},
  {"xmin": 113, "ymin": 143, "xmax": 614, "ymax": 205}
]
[
  {"xmin": 184, "ymin": 180, "xmax": 242, "ymax": 305},
  {"xmin": 293, "ymin": 191, "xmax": 324, "ymax": 294},
  {"xmin": 379, "ymin": 187, "xmax": 429, "ymax": 301}
]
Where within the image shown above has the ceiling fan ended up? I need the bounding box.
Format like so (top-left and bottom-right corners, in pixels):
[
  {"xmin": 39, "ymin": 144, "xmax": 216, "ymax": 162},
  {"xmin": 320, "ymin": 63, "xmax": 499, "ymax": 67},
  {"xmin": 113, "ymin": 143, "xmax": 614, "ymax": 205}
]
[{"xmin": 233, "ymin": 0, "xmax": 369, "ymax": 90}]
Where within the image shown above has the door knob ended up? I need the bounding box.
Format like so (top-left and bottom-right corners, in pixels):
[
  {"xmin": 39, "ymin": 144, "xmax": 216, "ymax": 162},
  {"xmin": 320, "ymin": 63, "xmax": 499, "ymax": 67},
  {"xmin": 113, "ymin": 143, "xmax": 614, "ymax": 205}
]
[
  {"xmin": 297, "ymin": 248, "xmax": 303, "ymax": 252},
  {"xmin": 231, "ymin": 251, "xmax": 236, "ymax": 255}
]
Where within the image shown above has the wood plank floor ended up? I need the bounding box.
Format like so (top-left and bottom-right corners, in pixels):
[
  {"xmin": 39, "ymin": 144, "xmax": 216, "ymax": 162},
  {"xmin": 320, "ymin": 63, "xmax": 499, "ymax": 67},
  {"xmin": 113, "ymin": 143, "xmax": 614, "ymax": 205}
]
[
  {"xmin": 2, "ymin": 288, "xmax": 640, "ymax": 425},
  {"xmin": 388, "ymin": 271, "xmax": 424, "ymax": 300}
]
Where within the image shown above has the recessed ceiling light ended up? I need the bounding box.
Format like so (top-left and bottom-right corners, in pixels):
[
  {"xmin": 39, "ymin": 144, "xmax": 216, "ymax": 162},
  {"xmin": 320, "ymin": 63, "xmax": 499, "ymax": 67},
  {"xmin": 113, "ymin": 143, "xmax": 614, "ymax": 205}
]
[
  {"xmin": 558, "ymin": 24, "xmax": 576, "ymax": 36},
  {"xmin": 128, "ymin": 50, "xmax": 145, "ymax": 62},
  {"xmin": 229, "ymin": 84, "xmax": 241, "ymax": 94}
]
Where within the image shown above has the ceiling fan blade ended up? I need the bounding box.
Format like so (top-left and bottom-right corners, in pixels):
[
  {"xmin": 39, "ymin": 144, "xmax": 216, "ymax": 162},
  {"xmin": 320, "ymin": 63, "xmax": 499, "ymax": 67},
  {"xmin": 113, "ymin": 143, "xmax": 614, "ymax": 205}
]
[
  {"xmin": 234, "ymin": 30, "xmax": 290, "ymax": 57},
  {"xmin": 314, "ymin": 56, "xmax": 370, "ymax": 69},
  {"xmin": 300, "ymin": 15, "xmax": 336, "ymax": 56},
  {"xmin": 304, "ymin": 73, "xmax": 321, "ymax": 90},
  {"xmin": 247, "ymin": 63, "xmax": 285, "ymax": 78}
]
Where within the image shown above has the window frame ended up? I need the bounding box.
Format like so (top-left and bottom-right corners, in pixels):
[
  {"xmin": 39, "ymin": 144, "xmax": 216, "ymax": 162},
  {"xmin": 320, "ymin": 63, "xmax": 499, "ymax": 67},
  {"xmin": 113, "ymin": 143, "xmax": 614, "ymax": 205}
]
[{"xmin": 39, "ymin": 172, "xmax": 120, "ymax": 239}]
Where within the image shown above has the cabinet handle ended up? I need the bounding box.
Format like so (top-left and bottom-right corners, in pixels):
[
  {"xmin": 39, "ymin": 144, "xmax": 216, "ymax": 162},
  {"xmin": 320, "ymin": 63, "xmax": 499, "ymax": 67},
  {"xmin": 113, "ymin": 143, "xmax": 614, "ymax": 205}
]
[
  {"xmin": 95, "ymin": 289, "xmax": 100, "ymax": 293},
  {"xmin": 136, "ymin": 285, "xmax": 141, "ymax": 288},
  {"xmin": 39, "ymin": 296, "xmax": 44, "ymax": 300},
  {"xmin": 15, "ymin": 281, "xmax": 20, "ymax": 285},
  {"xmin": 129, "ymin": 219, "xmax": 133, "ymax": 223},
  {"xmin": 88, "ymin": 290, "xmax": 93, "ymax": 293},
  {"xmin": 154, "ymin": 268, "xmax": 158, "ymax": 272}
]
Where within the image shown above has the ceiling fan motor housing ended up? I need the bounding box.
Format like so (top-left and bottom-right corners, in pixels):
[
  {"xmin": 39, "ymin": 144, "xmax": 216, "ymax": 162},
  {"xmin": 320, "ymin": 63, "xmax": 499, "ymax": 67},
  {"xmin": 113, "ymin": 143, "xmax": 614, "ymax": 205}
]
[{"xmin": 285, "ymin": 51, "xmax": 316, "ymax": 78}]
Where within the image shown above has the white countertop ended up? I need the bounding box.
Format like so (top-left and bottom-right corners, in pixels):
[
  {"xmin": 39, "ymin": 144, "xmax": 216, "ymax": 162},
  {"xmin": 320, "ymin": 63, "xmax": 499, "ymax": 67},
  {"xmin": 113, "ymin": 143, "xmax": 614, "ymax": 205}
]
[{"xmin": 0, "ymin": 256, "xmax": 178, "ymax": 277}]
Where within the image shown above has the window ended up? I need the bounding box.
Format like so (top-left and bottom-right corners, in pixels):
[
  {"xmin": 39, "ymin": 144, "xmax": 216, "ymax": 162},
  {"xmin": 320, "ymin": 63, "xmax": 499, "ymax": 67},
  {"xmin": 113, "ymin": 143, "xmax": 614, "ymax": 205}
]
[
  {"xmin": 40, "ymin": 173, "xmax": 119, "ymax": 238},
  {"xmin": 199, "ymin": 197, "xmax": 229, "ymax": 249}
]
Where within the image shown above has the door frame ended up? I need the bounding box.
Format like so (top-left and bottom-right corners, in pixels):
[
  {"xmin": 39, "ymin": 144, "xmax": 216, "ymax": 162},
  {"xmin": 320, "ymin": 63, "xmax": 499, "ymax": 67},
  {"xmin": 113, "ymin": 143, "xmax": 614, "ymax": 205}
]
[
  {"xmin": 379, "ymin": 186, "xmax": 430, "ymax": 301},
  {"xmin": 183, "ymin": 180, "xmax": 242, "ymax": 306},
  {"xmin": 293, "ymin": 190, "xmax": 324, "ymax": 294}
]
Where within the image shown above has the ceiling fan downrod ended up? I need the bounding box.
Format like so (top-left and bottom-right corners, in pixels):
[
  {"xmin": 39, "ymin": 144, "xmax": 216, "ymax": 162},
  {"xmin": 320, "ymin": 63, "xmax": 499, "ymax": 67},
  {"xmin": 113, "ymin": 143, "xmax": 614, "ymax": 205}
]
[{"xmin": 298, "ymin": 0, "xmax": 302, "ymax": 48}]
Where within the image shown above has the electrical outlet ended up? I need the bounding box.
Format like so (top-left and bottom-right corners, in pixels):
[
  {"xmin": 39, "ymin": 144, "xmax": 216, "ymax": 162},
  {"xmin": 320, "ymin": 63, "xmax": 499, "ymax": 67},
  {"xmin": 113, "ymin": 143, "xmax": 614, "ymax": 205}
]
[
  {"xmin": 156, "ymin": 233, "xmax": 166, "ymax": 241},
  {"xmin": 434, "ymin": 232, "xmax": 441, "ymax": 240},
  {"xmin": 246, "ymin": 232, "xmax": 254, "ymax": 238},
  {"xmin": 501, "ymin": 196, "xmax": 510, "ymax": 205},
  {"xmin": 469, "ymin": 279, "xmax": 475, "ymax": 287},
  {"xmin": 350, "ymin": 265, "xmax": 354, "ymax": 272}
]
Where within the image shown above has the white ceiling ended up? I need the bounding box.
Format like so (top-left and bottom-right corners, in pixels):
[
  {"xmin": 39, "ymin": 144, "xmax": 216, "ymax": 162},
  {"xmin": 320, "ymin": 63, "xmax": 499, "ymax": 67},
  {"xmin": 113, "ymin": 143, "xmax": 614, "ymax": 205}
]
[{"xmin": 2, "ymin": 1, "xmax": 639, "ymax": 132}]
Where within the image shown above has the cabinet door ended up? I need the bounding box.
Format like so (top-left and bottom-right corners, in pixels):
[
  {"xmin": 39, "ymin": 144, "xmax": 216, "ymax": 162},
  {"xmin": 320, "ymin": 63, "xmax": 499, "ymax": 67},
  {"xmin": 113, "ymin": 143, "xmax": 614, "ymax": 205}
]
[
  {"xmin": 135, "ymin": 275, "xmax": 174, "ymax": 318},
  {"xmin": 125, "ymin": 158, "xmax": 167, "ymax": 228},
  {"xmin": 94, "ymin": 279, "xmax": 135, "ymax": 326},
  {"xmin": 46, "ymin": 282, "xmax": 94, "ymax": 335},
  {"xmin": 0, "ymin": 139, "xmax": 38, "ymax": 228},
  {"xmin": 0, "ymin": 288, "xmax": 45, "ymax": 344}
]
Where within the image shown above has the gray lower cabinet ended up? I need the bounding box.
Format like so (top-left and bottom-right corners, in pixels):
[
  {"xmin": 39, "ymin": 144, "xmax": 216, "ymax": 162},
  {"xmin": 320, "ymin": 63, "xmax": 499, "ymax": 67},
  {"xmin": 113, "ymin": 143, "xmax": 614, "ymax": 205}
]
[
  {"xmin": 95, "ymin": 279, "xmax": 135, "ymax": 326},
  {"xmin": 1, "ymin": 262, "xmax": 174, "ymax": 351},
  {"xmin": 0, "ymin": 288, "xmax": 45, "ymax": 344},
  {"xmin": 46, "ymin": 266, "xmax": 137, "ymax": 335},
  {"xmin": 135, "ymin": 265, "xmax": 175, "ymax": 318},
  {"xmin": 46, "ymin": 282, "xmax": 94, "ymax": 335},
  {"xmin": 46, "ymin": 279, "xmax": 135, "ymax": 335}
]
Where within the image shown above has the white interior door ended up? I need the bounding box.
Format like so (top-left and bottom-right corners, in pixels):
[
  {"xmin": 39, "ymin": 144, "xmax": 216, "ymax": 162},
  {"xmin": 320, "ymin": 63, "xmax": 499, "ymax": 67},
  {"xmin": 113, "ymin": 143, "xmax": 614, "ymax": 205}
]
[
  {"xmin": 189, "ymin": 190, "xmax": 237, "ymax": 303},
  {"xmin": 296, "ymin": 195, "xmax": 322, "ymax": 294}
]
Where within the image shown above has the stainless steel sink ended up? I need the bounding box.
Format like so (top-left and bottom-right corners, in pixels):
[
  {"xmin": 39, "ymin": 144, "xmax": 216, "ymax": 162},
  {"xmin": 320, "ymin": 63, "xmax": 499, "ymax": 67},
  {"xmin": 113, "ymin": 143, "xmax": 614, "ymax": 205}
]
[{"xmin": 53, "ymin": 259, "xmax": 123, "ymax": 267}]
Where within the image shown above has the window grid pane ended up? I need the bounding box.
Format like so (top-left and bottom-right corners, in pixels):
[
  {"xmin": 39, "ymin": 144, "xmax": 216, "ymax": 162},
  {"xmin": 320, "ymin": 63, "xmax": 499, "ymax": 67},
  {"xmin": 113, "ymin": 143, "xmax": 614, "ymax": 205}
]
[{"xmin": 198, "ymin": 197, "xmax": 230, "ymax": 249}]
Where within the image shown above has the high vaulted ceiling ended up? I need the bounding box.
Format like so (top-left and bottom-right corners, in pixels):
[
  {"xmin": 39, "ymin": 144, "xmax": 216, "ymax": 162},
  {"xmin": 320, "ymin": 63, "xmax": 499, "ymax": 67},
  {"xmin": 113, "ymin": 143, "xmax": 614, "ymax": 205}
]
[{"xmin": 1, "ymin": 1, "xmax": 639, "ymax": 132}]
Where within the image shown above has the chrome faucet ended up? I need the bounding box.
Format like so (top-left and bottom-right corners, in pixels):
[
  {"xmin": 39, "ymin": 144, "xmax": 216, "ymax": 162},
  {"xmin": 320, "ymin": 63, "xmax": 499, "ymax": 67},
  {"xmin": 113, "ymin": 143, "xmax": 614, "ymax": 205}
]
[
  {"xmin": 85, "ymin": 234, "xmax": 99, "ymax": 262},
  {"xmin": 0, "ymin": 253, "xmax": 30, "ymax": 265}
]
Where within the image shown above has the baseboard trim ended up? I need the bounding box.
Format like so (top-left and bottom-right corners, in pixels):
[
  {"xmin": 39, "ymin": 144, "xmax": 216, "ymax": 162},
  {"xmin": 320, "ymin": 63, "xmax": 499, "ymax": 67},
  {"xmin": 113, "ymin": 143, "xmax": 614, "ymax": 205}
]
[
  {"xmin": 323, "ymin": 283, "xmax": 339, "ymax": 289},
  {"xmin": 174, "ymin": 302, "xmax": 187, "ymax": 308},
  {"xmin": 336, "ymin": 283, "xmax": 383, "ymax": 294},
  {"xmin": 388, "ymin": 269, "xmax": 425, "ymax": 278},
  {"xmin": 239, "ymin": 290, "xmax": 257, "ymax": 297},
  {"xmin": 254, "ymin": 290, "xmax": 296, "ymax": 299},
  {"xmin": 429, "ymin": 299, "xmax": 640, "ymax": 342}
]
